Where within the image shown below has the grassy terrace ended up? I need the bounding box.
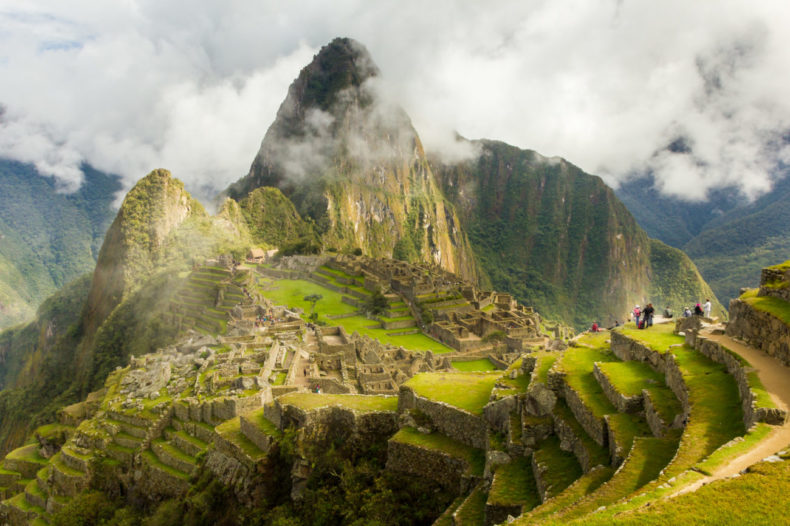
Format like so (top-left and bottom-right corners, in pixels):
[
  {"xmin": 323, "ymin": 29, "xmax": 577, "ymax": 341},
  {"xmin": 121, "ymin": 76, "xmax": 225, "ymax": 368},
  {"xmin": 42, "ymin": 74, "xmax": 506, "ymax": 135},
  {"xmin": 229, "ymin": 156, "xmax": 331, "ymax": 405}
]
[
  {"xmin": 533, "ymin": 436, "xmax": 583, "ymax": 500},
  {"xmin": 278, "ymin": 393, "xmax": 397, "ymax": 412},
  {"xmin": 552, "ymin": 400, "xmax": 610, "ymax": 468},
  {"xmin": 215, "ymin": 417, "xmax": 267, "ymax": 462},
  {"xmin": 454, "ymin": 485, "xmax": 487, "ymax": 524},
  {"xmin": 6, "ymin": 444, "xmax": 47, "ymax": 465},
  {"xmin": 740, "ymin": 288, "xmax": 790, "ymax": 326},
  {"xmin": 607, "ymin": 413, "xmax": 652, "ymax": 456},
  {"xmin": 258, "ymin": 278, "xmax": 453, "ymax": 353},
  {"xmin": 391, "ymin": 427, "xmax": 485, "ymax": 477},
  {"xmin": 547, "ymin": 436, "xmax": 679, "ymax": 523},
  {"xmin": 531, "ymin": 353, "xmax": 558, "ymax": 386},
  {"xmin": 488, "ymin": 456, "xmax": 541, "ymax": 510},
  {"xmin": 616, "ymin": 322, "xmax": 684, "ymax": 353},
  {"xmin": 596, "ymin": 361, "xmax": 682, "ymax": 423},
  {"xmin": 575, "ymin": 455, "xmax": 790, "ymax": 525},
  {"xmin": 452, "ymin": 358, "xmax": 497, "ymax": 372},
  {"xmin": 142, "ymin": 450, "xmax": 189, "ymax": 480},
  {"xmin": 318, "ymin": 265, "xmax": 364, "ymax": 284},
  {"xmin": 514, "ymin": 465, "xmax": 614, "ymax": 524},
  {"xmin": 404, "ymin": 372, "xmax": 500, "ymax": 415},
  {"xmin": 558, "ymin": 346, "xmax": 619, "ymax": 419}
]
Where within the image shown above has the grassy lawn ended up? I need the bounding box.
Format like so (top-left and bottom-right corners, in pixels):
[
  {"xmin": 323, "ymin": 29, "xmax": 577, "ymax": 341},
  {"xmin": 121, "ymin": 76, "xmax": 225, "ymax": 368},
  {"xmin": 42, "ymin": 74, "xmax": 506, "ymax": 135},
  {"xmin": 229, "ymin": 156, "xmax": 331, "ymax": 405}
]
[
  {"xmin": 488, "ymin": 456, "xmax": 541, "ymax": 510},
  {"xmin": 607, "ymin": 413, "xmax": 651, "ymax": 456},
  {"xmin": 616, "ymin": 322, "xmax": 685, "ymax": 353},
  {"xmin": 391, "ymin": 427, "xmax": 485, "ymax": 476},
  {"xmin": 740, "ymin": 288, "xmax": 790, "ymax": 326},
  {"xmin": 533, "ymin": 436, "xmax": 583, "ymax": 499},
  {"xmin": 454, "ymin": 485, "xmax": 487, "ymax": 524},
  {"xmin": 278, "ymin": 393, "xmax": 397, "ymax": 412},
  {"xmin": 576, "ymin": 331, "xmax": 611, "ymax": 349},
  {"xmin": 695, "ymin": 423, "xmax": 773, "ymax": 476},
  {"xmin": 6, "ymin": 444, "xmax": 47, "ymax": 464},
  {"xmin": 452, "ymin": 358, "xmax": 497, "ymax": 372},
  {"xmin": 532, "ymin": 353, "xmax": 558, "ymax": 385},
  {"xmin": 259, "ymin": 279, "xmax": 453, "ymax": 353},
  {"xmin": 404, "ymin": 372, "xmax": 500, "ymax": 415},
  {"xmin": 573, "ymin": 456, "xmax": 790, "ymax": 525}
]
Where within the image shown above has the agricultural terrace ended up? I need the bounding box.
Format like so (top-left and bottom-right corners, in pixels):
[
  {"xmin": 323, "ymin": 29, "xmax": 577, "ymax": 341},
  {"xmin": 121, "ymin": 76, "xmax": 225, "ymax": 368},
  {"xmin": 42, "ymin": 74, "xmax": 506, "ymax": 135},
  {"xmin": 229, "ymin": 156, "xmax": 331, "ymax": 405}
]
[
  {"xmin": 404, "ymin": 372, "xmax": 501, "ymax": 415},
  {"xmin": 256, "ymin": 276, "xmax": 453, "ymax": 353}
]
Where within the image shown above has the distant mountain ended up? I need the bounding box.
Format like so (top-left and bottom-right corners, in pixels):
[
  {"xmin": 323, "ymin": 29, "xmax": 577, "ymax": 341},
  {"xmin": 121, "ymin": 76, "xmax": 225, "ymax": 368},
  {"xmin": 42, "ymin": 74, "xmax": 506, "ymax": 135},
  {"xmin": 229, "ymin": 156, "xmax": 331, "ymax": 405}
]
[
  {"xmin": 616, "ymin": 170, "xmax": 790, "ymax": 306},
  {"xmin": 227, "ymin": 37, "xmax": 479, "ymax": 281},
  {"xmin": 0, "ymin": 160, "xmax": 120, "ymax": 329},
  {"xmin": 431, "ymin": 140, "xmax": 721, "ymax": 328}
]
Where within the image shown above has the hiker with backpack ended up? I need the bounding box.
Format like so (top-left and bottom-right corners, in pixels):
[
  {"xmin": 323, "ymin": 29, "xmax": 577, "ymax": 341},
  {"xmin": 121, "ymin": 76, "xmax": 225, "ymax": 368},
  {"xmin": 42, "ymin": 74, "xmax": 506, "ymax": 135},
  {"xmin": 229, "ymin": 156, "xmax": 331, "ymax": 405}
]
[{"xmin": 633, "ymin": 305, "xmax": 641, "ymax": 327}]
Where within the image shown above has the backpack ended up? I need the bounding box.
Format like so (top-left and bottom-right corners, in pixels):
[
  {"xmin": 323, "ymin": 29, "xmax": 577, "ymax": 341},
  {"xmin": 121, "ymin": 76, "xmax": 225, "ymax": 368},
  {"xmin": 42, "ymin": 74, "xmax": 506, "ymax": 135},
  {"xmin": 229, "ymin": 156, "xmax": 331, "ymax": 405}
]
[{"xmin": 634, "ymin": 307, "xmax": 641, "ymax": 317}]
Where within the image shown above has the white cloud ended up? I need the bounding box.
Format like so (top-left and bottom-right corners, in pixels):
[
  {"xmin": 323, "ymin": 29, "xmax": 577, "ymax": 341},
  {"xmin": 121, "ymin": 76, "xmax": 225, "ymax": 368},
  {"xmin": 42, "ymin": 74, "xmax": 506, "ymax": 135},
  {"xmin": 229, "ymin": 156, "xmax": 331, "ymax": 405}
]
[{"xmin": 0, "ymin": 0, "xmax": 789, "ymax": 203}]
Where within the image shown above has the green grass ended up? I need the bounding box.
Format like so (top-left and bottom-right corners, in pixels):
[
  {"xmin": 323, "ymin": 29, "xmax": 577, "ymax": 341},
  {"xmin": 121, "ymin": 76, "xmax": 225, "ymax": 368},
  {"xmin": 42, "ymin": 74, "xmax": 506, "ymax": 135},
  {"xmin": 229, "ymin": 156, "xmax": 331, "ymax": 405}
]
[
  {"xmin": 607, "ymin": 413, "xmax": 651, "ymax": 456},
  {"xmin": 215, "ymin": 418, "xmax": 267, "ymax": 462},
  {"xmin": 694, "ymin": 423, "xmax": 773, "ymax": 476},
  {"xmin": 488, "ymin": 456, "xmax": 541, "ymax": 510},
  {"xmin": 559, "ymin": 347, "xmax": 619, "ymax": 418},
  {"xmin": 246, "ymin": 408, "xmax": 282, "ymax": 438},
  {"xmin": 51, "ymin": 453, "xmax": 84, "ymax": 478},
  {"xmin": 616, "ymin": 322, "xmax": 685, "ymax": 353},
  {"xmin": 575, "ymin": 331, "xmax": 610, "ymax": 349},
  {"xmin": 552, "ymin": 400, "xmax": 610, "ymax": 468},
  {"xmin": 740, "ymin": 288, "xmax": 790, "ymax": 326},
  {"xmin": 6, "ymin": 491, "xmax": 44, "ymax": 514},
  {"xmin": 546, "ymin": 436, "xmax": 679, "ymax": 522},
  {"xmin": 33, "ymin": 423, "xmax": 73, "ymax": 439},
  {"xmin": 571, "ymin": 457, "xmax": 790, "ymax": 525},
  {"xmin": 533, "ymin": 436, "xmax": 583, "ymax": 499},
  {"xmin": 6, "ymin": 444, "xmax": 47, "ymax": 464},
  {"xmin": 391, "ymin": 427, "xmax": 485, "ymax": 477},
  {"xmin": 513, "ymin": 465, "xmax": 614, "ymax": 524},
  {"xmin": 278, "ymin": 393, "xmax": 398, "ymax": 412},
  {"xmin": 433, "ymin": 496, "xmax": 465, "ymax": 526},
  {"xmin": 454, "ymin": 485, "xmax": 487, "ymax": 524},
  {"xmin": 271, "ymin": 371, "xmax": 286, "ymax": 386},
  {"xmin": 404, "ymin": 372, "xmax": 500, "ymax": 415},
  {"xmin": 596, "ymin": 360, "xmax": 682, "ymax": 423},
  {"xmin": 142, "ymin": 450, "xmax": 189, "ymax": 480},
  {"xmin": 452, "ymin": 358, "xmax": 497, "ymax": 372},
  {"xmin": 532, "ymin": 353, "xmax": 558, "ymax": 385},
  {"xmin": 153, "ymin": 438, "xmax": 197, "ymax": 465},
  {"xmin": 259, "ymin": 279, "xmax": 453, "ymax": 353}
]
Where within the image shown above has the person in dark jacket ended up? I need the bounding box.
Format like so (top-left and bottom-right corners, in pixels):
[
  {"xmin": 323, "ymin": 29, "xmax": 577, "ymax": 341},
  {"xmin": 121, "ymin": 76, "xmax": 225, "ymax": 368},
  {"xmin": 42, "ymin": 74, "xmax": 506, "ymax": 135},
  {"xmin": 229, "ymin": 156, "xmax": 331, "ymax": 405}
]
[{"xmin": 643, "ymin": 303, "xmax": 655, "ymax": 328}]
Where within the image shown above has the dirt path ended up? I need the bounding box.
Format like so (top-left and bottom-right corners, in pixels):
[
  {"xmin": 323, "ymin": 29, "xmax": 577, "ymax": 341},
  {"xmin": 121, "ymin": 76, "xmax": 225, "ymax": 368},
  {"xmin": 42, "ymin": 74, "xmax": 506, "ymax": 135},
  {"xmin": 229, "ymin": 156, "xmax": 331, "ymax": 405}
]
[{"xmin": 672, "ymin": 329, "xmax": 790, "ymax": 496}]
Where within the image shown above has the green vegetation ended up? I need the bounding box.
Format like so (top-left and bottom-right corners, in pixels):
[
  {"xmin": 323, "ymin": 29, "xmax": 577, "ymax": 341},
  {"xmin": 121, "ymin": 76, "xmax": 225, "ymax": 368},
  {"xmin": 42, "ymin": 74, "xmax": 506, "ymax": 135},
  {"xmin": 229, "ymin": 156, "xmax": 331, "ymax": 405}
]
[
  {"xmin": 695, "ymin": 423, "xmax": 773, "ymax": 476},
  {"xmin": 278, "ymin": 393, "xmax": 398, "ymax": 412},
  {"xmin": 552, "ymin": 400, "xmax": 610, "ymax": 468},
  {"xmin": 740, "ymin": 288, "xmax": 790, "ymax": 326},
  {"xmin": 452, "ymin": 358, "xmax": 497, "ymax": 372},
  {"xmin": 533, "ymin": 436, "xmax": 583, "ymax": 499},
  {"xmin": 392, "ymin": 427, "xmax": 485, "ymax": 477},
  {"xmin": 596, "ymin": 361, "xmax": 682, "ymax": 422},
  {"xmin": 558, "ymin": 346, "xmax": 619, "ymax": 418},
  {"xmin": 454, "ymin": 485, "xmax": 487, "ymax": 524},
  {"xmin": 238, "ymin": 187, "xmax": 317, "ymax": 248},
  {"xmin": 404, "ymin": 372, "xmax": 500, "ymax": 415},
  {"xmin": 531, "ymin": 353, "xmax": 558, "ymax": 385},
  {"xmin": 215, "ymin": 418, "xmax": 267, "ymax": 462},
  {"xmin": 616, "ymin": 322, "xmax": 685, "ymax": 353},
  {"xmin": 488, "ymin": 456, "xmax": 540, "ymax": 510}
]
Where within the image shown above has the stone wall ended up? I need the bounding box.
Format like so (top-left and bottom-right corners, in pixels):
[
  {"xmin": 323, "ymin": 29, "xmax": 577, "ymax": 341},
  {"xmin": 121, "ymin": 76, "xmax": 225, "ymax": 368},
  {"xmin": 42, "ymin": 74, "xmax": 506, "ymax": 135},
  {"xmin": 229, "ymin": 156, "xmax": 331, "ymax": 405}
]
[
  {"xmin": 692, "ymin": 334, "xmax": 787, "ymax": 426},
  {"xmin": 561, "ymin": 380, "xmax": 607, "ymax": 448},
  {"xmin": 759, "ymin": 267, "xmax": 790, "ymax": 303},
  {"xmin": 727, "ymin": 299, "xmax": 790, "ymax": 367},
  {"xmin": 385, "ymin": 439, "xmax": 477, "ymax": 494},
  {"xmin": 398, "ymin": 386, "xmax": 488, "ymax": 449},
  {"xmin": 593, "ymin": 363, "xmax": 642, "ymax": 413}
]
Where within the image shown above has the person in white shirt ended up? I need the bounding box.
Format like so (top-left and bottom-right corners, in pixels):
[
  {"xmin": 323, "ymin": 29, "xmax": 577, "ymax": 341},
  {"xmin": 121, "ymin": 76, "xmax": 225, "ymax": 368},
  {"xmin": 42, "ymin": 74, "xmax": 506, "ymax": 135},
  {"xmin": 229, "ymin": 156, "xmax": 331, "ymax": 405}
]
[{"xmin": 703, "ymin": 299, "xmax": 712, "ymax": 318}]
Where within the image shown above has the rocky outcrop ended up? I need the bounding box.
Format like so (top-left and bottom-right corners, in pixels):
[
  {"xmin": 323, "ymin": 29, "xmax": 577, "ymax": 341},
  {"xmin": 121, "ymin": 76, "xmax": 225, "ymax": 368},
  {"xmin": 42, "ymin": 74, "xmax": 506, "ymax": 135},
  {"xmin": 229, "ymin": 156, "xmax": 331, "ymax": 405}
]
[{"xmin": 727, "ymin": 298, "xmax": 790, "ymax": 367}]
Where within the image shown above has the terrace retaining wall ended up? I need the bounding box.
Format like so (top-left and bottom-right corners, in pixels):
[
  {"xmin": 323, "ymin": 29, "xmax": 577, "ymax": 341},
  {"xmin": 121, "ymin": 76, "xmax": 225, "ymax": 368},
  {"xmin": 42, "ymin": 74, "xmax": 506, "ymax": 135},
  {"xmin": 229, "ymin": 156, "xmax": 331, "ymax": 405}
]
[
  {"xmin": 398, "ymin": 386, "xmax": 488, "ymax": 449},
  {"xmin": 727, "ymin": 299, "xmax": 790, "ymax": 367}
]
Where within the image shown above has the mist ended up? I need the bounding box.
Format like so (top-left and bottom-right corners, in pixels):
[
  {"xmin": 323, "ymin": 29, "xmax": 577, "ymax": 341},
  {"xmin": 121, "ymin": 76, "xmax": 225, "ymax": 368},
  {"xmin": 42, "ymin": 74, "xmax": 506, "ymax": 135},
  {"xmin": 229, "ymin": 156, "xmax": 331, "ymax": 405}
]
[{"xmin": 1, "ymin": 1, "xmax": 789, "ymax": 203}]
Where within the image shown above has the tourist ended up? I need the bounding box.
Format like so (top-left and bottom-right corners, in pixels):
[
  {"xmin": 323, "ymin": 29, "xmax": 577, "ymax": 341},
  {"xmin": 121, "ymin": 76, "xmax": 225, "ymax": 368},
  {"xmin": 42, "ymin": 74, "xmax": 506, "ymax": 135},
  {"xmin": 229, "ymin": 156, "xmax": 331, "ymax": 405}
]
[
  {"xmin": 664, "ymin": 307, "xmax": 673, "ymax": 319},
  {"xmin": 643, "ymin": 303, "xmax": 655, "ymax": 328},
  {"xmin": 633, "ymin": 305, "xmax": 641, "ymax": 327},
  {"xmin": 591, "ymin": 321, "xmax": 600, "ymax": 332},
  {"xmin": 694, "ymin": 303, "xmax": 703, "ymax": 316},
  {"xmin": 683, "ymin": 307, "xmax": 692, "ymax": 318},
  {"xmin": 703, "ymin": 299, "xmax": 712, "ymax": 318}
]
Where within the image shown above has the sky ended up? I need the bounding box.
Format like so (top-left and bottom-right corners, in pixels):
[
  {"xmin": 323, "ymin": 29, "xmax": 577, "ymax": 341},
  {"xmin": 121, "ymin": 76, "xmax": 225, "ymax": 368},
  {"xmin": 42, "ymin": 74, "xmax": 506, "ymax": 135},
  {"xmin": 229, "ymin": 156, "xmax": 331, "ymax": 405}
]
[{"xmin": 1, "ymin": 0, "xmax": 789, "ymax": 203}]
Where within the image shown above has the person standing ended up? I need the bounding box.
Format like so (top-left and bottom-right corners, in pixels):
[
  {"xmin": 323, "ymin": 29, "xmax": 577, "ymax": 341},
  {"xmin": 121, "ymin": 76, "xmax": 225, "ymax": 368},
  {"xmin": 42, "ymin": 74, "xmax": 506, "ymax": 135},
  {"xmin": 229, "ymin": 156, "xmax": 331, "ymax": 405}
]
[
  {"xmin": 643, "ymin": 303, "xmax": 655, "ymax": 328},
  {"xmin": 703, "ymin": 299, "xmax": 712, "ymax": 318},
  {"xmin": 633, "ymin": 305, "xmax": 641, "ymax": 327}
]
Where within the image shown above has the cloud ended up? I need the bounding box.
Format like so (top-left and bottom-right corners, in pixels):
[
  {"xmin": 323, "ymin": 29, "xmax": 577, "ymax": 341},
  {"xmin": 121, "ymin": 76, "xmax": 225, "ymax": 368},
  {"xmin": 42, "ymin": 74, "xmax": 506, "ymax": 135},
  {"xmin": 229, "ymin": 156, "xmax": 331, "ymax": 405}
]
[{"xmin": 1, "ymin": 0, "xmax": 789, "ymax": 203}]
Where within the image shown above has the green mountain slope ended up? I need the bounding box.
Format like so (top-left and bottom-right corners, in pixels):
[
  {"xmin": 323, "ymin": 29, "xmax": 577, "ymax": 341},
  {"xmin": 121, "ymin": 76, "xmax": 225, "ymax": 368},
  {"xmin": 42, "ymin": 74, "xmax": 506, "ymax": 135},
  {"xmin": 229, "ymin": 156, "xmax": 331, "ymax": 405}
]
[
  {"xmin": 432, "ymin": 140, "xmax": 722, "ymax": 328},
  {"xmin": 0, "ymin": 161, "xmax": 120, "ymax": 329},
  {"xmin": 228, "ymin": 37, "xmax": 479, "ymax": 281}
]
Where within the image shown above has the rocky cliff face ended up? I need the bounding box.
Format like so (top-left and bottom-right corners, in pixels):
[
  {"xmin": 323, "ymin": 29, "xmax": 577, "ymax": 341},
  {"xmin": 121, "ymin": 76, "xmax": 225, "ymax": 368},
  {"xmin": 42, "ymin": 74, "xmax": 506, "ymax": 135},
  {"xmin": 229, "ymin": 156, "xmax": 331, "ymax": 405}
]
[
  {"xmin": 228, "ymin": 38, "xmax": 478, "ymax": 281},
  {"xmin": 432, "ymin": 140, "xmax": 721, "ymax": 327}
]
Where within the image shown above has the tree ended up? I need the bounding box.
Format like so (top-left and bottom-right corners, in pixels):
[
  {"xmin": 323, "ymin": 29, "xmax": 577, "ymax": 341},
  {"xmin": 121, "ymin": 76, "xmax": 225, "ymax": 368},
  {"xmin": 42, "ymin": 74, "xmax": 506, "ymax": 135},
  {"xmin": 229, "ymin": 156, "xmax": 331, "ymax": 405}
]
[
  {"xmin": 364, "ymin": 289, "xmax": 389, "ymax": 316},
  {"xmin": 304, "ymin": 294, "xmax": 323, "ymax": 318}
]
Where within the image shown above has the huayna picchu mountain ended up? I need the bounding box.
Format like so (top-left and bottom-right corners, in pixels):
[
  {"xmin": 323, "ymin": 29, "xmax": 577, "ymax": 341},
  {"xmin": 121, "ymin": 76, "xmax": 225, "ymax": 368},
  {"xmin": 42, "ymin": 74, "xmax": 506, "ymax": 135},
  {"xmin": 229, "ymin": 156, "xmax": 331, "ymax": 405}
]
[{"xmin": 227, "ymin": 38, "xmax": 479, "ymax": 282}]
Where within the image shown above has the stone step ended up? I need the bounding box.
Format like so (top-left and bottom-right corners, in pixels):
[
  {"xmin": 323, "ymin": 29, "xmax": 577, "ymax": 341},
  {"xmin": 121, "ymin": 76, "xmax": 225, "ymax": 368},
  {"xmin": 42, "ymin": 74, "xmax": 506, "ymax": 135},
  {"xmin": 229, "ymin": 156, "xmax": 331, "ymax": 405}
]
[
  {"xmin": 103, "ymin": 418, "xmax": 149, "ymax": 439},
  {"xmin": 151, "ymin": 439, "xmax": 198, "ymax": 475},
  {"xmin": 172, "ymin": 418, "xmax": 216, "ymax": 443},
  {"xmin": 49, "ymin": 453, "xmax": 88, "ymax": 498},
  {"xmin": 140, "ymin": 450, "xmax": 191, "ymax": 497},
  {"xmin": 24, "ymin": 478, "xmax": 48, "ymax": 510},
  {"xmin": 163, "ymin": 428, "xmax": 208, "ymax": 457},
  {"xmin": 113, "ymin": 431, "xmax": 143, "ymax": 450},
  {"xmin": 60, "ymin": 446, "xmax": 91, "ymax": 473},
  {"xmin": 239, "ymin": 409, "xmax": 282, "ymax": 453},
  {"xmin": 0, "ymin": 467, "xmax": 22, "ymax": 487},
  {"xmin": 2, "ymin": 492, "xmax": 43, "ymax": 524},
  {"xmin": 35, "ymin": 466, "xmax": 49, "ymax": 493},
  {"xmin": 104, "ymin": 411, "xmax": 154, "ymax": 430}
]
